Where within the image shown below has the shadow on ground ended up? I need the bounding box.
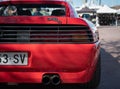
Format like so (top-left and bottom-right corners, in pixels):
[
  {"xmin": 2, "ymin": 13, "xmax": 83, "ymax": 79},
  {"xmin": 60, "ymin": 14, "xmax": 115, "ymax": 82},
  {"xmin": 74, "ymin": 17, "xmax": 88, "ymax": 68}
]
[{"xmin": 97, "ymin": 40, "xmax": 120, "ymax": 89}]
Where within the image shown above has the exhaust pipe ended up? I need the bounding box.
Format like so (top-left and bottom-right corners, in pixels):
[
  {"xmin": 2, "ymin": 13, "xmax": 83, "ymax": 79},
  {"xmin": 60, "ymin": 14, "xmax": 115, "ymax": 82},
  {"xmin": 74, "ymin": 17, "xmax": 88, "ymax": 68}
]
[
  {"xmin": 42, "ymin": 75, "xmax": 51, "ymax": 85},
  {"xmin": 51, "ymin": 75, "xmax": 60, "ymax": 85}
]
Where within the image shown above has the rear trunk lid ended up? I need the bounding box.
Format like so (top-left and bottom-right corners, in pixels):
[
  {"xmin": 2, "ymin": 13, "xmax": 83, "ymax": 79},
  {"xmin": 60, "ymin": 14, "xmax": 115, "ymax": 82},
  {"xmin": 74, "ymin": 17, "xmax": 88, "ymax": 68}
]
[{"xmin": 0, "ymin": 16, "xmax": 67, "ymax": 24}]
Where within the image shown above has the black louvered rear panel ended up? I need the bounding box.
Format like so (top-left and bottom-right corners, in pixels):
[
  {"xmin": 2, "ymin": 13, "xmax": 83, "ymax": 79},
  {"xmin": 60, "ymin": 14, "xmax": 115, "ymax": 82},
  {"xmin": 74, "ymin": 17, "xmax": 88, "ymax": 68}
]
[{"xmin": 0, "ymin": 25, "xmax": 94, "ymax": 44}]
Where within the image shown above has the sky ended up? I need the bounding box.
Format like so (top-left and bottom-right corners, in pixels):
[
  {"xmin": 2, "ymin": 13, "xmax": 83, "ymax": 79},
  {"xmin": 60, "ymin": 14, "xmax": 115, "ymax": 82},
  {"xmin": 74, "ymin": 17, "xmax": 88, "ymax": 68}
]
[
  {"xmin": 72, "ymin": 0, "xmax": 120, "ymax": 7},
  {"xmin": 0, "ymin": 0, "xmax": 120, "ymax": 7}
]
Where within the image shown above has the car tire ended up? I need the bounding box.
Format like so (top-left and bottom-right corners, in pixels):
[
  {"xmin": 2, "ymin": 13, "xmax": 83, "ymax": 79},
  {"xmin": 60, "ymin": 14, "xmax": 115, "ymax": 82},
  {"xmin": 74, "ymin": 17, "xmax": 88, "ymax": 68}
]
[{"xmin": 85, "ymin": 54, "xmax": 101, "ymax": 89}]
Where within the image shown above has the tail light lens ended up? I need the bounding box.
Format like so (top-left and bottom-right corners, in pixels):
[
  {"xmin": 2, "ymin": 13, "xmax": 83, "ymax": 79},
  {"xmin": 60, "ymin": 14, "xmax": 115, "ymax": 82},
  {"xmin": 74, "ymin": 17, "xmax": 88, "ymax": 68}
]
[
  {"xmin": 0, "ymin": 25, "xmax": 95, "ymax": 43},
  {"xmin": 71, "ymin": 31, "xmax": 90, "ymax": 42}
]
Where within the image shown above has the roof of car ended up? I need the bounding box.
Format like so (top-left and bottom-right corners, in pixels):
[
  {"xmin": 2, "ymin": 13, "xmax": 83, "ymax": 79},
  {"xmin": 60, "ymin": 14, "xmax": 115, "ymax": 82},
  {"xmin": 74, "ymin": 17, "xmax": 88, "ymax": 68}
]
[
  {"xmin": 0, "ymin": 0, "xmax": 67, "ymax": 2},
  {"xmin": 0, "ymin": 0, "xmax": 69, "ymax": 4}
]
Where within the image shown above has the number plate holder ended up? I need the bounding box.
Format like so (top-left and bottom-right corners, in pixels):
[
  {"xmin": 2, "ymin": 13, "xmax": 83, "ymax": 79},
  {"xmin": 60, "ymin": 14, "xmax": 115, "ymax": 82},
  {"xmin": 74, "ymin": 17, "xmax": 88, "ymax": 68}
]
[{"xmin": 0, "ymin": 52, "xmax": 28, "ymax": 66}]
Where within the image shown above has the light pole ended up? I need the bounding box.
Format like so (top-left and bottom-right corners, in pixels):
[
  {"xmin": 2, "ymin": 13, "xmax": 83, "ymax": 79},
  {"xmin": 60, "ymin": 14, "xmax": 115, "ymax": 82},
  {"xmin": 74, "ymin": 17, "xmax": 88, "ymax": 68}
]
[
  {"xmin": 85, "ymin": 0, "xmax": 87, "ymax": 3},
  {"xmin": 99, "ymin": 0, "xmax": 101, "ymax": 5},
  {"xmin": 81, "ymin": 0, "xmax": 88, "ymax": 4}
]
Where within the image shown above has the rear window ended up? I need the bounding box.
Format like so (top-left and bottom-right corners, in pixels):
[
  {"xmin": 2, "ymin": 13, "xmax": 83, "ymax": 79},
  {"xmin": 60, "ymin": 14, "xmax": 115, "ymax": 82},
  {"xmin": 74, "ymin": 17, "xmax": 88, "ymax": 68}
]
[{"xmin": 0, "ymin": 4, "xmax": 66, "ymax": 16}]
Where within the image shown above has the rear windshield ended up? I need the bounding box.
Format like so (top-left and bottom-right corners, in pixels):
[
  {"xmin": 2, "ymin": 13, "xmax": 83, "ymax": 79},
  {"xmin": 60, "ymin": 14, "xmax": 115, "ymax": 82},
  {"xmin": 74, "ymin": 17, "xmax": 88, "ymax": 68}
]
[{"xmin": 0, "ymin": 4, "xmax": 66, "ymax": 16}]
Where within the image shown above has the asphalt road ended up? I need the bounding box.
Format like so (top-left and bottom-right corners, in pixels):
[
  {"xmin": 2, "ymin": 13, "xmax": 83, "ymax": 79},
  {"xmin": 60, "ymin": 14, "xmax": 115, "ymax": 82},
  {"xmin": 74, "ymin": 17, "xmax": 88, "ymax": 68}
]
[
  {"xmin": 97, "ymin": 26, "xmax": 120, "ymax": 89},
  {"xmin": 0, "ymin": 26, "xmax": 120, "ymax": 89}
]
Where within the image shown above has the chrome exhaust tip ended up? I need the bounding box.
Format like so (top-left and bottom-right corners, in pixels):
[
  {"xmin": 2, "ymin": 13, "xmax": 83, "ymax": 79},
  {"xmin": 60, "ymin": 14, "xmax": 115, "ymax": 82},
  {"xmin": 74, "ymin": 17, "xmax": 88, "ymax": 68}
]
[
  {"xmin": 51, "ymin": 75, "xmax": 60, "ymax": 85},
  {"xmin": 42, "ymin": 75, "xmax": 51, "ymax": 85}
]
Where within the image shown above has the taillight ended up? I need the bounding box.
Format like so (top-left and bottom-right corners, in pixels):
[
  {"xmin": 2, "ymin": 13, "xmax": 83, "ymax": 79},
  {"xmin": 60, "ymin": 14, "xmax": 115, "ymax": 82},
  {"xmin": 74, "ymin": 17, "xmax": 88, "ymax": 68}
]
[
  {"xmin": 0, "ymin": 25, "xmax": 94, "ymax": 43},
  {"xmin": 71, "ymin": 31, "xmax": 90, "ymax": 42}
]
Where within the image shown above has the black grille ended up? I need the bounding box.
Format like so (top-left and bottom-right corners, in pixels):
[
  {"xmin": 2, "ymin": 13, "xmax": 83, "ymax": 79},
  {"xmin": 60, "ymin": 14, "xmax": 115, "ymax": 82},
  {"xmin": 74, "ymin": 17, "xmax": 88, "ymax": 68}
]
[{"xmin": 0, "ymin": 25, "xmax": 93, "ymax": 44}]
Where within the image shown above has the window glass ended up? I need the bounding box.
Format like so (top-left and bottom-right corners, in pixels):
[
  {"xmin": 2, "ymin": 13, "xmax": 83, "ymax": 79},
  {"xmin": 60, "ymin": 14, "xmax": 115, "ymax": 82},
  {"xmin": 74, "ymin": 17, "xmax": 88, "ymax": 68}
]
[{"xmin": 0, "ymin": 4, "xmax": 66, "ymax": 16}]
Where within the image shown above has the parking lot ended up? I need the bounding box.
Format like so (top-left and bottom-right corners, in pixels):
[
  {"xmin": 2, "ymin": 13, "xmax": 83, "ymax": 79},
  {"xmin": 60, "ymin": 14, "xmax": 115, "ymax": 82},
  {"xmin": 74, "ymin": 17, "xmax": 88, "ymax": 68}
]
[{"xmin": 97, "ymin": 26, "xmax": 120, "ymax": 89}]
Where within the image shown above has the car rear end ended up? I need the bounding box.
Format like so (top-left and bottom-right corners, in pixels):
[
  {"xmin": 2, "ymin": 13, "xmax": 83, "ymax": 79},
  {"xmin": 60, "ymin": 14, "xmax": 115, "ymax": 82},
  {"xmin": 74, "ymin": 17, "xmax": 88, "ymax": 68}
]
[{"xmin": 0, "ymin": 0, "xmax": 100, "ymax": 88}]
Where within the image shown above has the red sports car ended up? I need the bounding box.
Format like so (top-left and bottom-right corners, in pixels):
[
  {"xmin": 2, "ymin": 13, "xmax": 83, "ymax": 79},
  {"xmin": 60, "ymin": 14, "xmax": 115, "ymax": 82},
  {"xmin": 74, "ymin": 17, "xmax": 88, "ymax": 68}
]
[{"xmin": 0, "ymin": 0, "xmax": 101, "ymax": 89}]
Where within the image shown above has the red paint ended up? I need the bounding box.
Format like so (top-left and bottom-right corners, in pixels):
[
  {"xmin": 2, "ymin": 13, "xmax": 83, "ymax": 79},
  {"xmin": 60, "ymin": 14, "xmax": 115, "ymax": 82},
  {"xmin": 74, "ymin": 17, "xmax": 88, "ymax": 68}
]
[{"xmin": 0, "ymin": 0, "xmax": 100, "ymax": 84}]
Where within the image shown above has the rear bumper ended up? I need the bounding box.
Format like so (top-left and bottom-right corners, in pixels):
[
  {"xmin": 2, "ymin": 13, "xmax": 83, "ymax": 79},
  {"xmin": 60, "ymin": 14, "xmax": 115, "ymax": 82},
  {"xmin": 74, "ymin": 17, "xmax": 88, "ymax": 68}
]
[
  {"xmin": 0, "ymin": 43, "xmax": 100, "ymax": 83},
  {"xmin": 0, "ymin": 68, "xmax": 94, "ymax": 84}
]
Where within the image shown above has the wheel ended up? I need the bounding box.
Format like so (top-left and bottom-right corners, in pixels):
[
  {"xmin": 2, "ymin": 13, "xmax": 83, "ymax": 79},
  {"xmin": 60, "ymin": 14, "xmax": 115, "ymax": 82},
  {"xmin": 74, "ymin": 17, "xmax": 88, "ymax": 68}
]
[{"xmin": 86, "ymin": 54, "xmax": 101, "ymax": 89}]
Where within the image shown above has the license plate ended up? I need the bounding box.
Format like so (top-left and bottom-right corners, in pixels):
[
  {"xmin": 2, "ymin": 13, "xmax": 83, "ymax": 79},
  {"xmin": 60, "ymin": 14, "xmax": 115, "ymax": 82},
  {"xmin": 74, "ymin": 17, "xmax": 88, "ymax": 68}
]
[{"xmin": 0, "ymin": 52, "xmax": 28, "ymax": 65}]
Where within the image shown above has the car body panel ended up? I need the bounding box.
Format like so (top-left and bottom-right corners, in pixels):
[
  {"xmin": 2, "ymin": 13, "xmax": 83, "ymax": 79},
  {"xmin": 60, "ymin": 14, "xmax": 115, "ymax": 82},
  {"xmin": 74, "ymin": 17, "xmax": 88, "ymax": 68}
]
[
  {"xmin": 0, "ymin": 0, "xmax": 100, "ymax": 84},
  {"xmin": 0, "ymin": 44, "xmax": 97, "ymax": 71},
  {"xmin": 0, "ymin": 43, "xmax": 100, "ymax": 83},
  {"xmin": 0, "ymin": 16, "xmax": 67, "ymax": 24}
]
